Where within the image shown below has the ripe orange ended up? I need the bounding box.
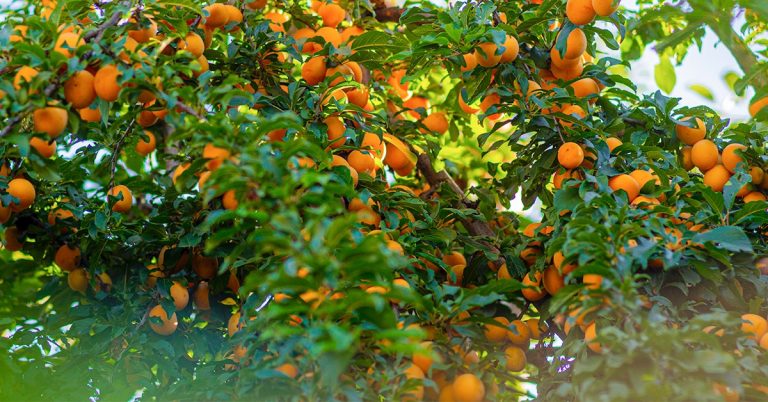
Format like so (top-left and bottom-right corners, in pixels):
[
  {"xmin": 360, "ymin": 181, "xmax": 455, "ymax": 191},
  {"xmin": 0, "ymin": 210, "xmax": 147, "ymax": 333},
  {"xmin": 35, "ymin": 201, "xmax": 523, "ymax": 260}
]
[
  {"xmin": 403, "ymin": 364, "xmax": 425, "ymax": 400},
  {"xmin": 500, "ymin": 35, "xmax": 519, "ymax": 63},
  {"xmin": 324, "ymin": 115, "xmax": 346, "ymax": 148},
  {"xmin": 422, "ymin": 112, "xmax": 449, "ymax": 134},
  {"xmin": 606, "ymin": 137, "xmax": 622, "ymax": 152},
  {"xmin": 316, "ymin": 27, "xmax": 342, "ymax": 47},
  {"xmin": 566, "ymin": 0, "xmax": 597, "ymax": 25},
  {"xmin": 721, "ymin": 143, "xmax": 747, "ymax": 173},
  {"xmin": 180, "ymin": 32, "xmax": 205, "ymax": 57},
  {"xmin": 629, "ymin": 169, "xmax": 659, "ymax": 189},
  {"xmin": 30, "ymin": 137, "xmax": 56, "ymax": 158},
  {"xmin": 504, "ymin": 346, "xmax": 527, "ymax": 371},
  {"xmin": 741, "ymin": 313, "xmax": 768, "ymax": 340},
  {"xmin": 543, "ymin": 265, "xmax": 564, "ymax": 295},
  {"xmin": 412, "ymin": 341, "xmax": 436, "ymax": 373},
  {"xmin": 7, "ymin": 178, "xmax": 35, "ymax": 212},
  {"xmin": 318, "ymin": 3, "xmax": 345, "ymax": 28},
  {"xmin": 559, "ymin": 104, "xmax": 586, "ymax": 127},
  {"xmin": 558, "ymin": 28, "xmax": 587, "ymax": 59},
  {"xmin": 64, "ymin": 70, "xmax": 96, "ymax": 108},
  {"xmin": 569, "ymin": 78, "xmax": 599, "ymax": 99},
  {"xmin": 584, "ymin": 322, "xmax": 602, "ymax": 352},
  {"xmin": 68, "ymin": 268, "xmax": 89, "ymax": 293},
  {"xmin": 552, "ymin": 169, "xmax": 583, "ymax": 189},
  {"xmin": 94, "ymin": 64, "xmax": 122, "ymax": 102},
  {"xmin": 33, "ymin": 107, "xmax": 68, "ymax": 138},
  {"xmin": 479, "ymin": 93, "xmax": 501, "ymax": 120},
  {"xmin": 347, "ymin": 150, "xmax": 376, "ymax": 176},
  {"xmin": 276, "ymin": 363, "xmax": 299, "ymax": 379},
  {"xmin": 222, "ymin": 189, "xmax": 238, "ymax": 210},
  {"xmin": 507, "ymin": 319, "xmax": 531, "ymax": 345},
  {"xmin": 301, "ymin": 56, "xmax": 327, "ymax": 85},
  {"xmin": 749, "ymin": 166, "xmax": 764, "ymax": 184},
  {"xmin": 474, "ymin": 42, "xmax": 501, "ymax": 68},
  {"xmin": 675, "ymin": 117, "xmax": 705, "ymax": 145},
  {"xmin": 194, "ymin": 281, "xmax": 211, "ymax": 310},
  {"xmin": 551, "ymin": 60, "xmax": 584, "ymax": 80},
  {"xmin": 3, "ymin": 226, "xmax": 23, "ymax": 251},
  {"xmin": 608, "ymin": 174, "xmax": 640, "ymax": 202},
  {"xmin": 557, "ymin": 142, "xmax": 584, "ymax": 169},
  {"xmin": 461, "ymin": 53, "xmax": 478, "ymax": 72},
  {"xmin": 192, "ymin": 253, "xmax": 219, "ymax": 279},
  {"xmin": 170, "ymin": 281, "xmax": 189, "ymax": 310},
  {"xmin": 108, "ymin": 185, "xmax": 133, "ymax": 213},
  {"xmin": 13, "ymin": 66, "xmax": 38, "ymax": 90},
  {"xmin": 691, "ymin": 139, "xmax": 719, "ymax": 171},
  {"xmin": 681, "ymin": 146, "xmax": 694, "ymax": 170},
  {"xmin": 750, "ymin": 96, "xmax": 768, "ymax": 117},
  {"xmin": 484, "ymin": 316, "xmax": 510, "ymax": 342},
  {"xmin": 79, "ymin": 107, "xmax": 101, "ymax": 122},
  {"xmin": 592, "ymin": 0, "xmax": 620, "ymax": 16},
  {"xmin": 221, "ymin": 4, "xmax": 243, "ymax": 31},
  {"xmin": 55, "ymin": 244, "xmax": 81, "ymax": 272},
  {"xmin": 452, "ymin": 373, "xmax": 485, "ymax": 402},
  {"xmin": 703, "ymin": 165, "xmax": 731, "ymax": 192},
  {"xmin": 341, "ymin": 25, "xmax": 364, "ymax": 44},
  {"xmin": 202, "ymin": 143, "xmax": 230, "ymax": 170},
  {"xmin": 54, "ymin": 31, "xmax": 84, "ymax": 57},
  {"xmin": 203, "ymin": 3, "xmax": 229, "ymax": 28},
  {"xmin": 744, "ymin": 191, "xmax": 766, "ymax": 203},
  {"xmin": 136, "ymin": 131, "xmax": 156, "ymax": 156},
  {"xmin": 346, "ymin": 85, "xmax": 369, "ymax": 108},
  {"xmin": 522, "ymin": 271, "xmax": 546, "ymax": 301},
  {"xmin": 149, "ymin": 304, "xmax": 178, "ymax": 335}
]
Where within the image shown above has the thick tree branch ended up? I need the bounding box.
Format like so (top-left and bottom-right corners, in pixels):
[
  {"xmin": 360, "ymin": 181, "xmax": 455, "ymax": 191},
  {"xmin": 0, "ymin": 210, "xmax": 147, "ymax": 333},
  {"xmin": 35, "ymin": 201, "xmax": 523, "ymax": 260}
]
[{"xmin": 703, "ymin": 16, "xmax": 767, "ymax": 89}]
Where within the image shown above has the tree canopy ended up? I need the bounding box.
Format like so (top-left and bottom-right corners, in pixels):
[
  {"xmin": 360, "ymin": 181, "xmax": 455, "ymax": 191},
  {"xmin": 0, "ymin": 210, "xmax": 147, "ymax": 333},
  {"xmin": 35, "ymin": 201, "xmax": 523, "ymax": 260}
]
[{"xmin": 1, "ymin": 0, "xmax": 768, "ymax": 401}]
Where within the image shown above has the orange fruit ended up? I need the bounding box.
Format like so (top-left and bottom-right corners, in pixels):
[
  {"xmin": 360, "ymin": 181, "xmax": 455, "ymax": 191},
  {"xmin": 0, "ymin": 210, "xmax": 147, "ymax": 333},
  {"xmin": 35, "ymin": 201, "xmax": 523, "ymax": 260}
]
[
  {"xmin": 202, "ymin": 143, "xmax": 230, "ymax": 170},
  {"xmin": 7, "ymin": 178, "xmax": 35, "ymax": 212},
  {"xmin": 569, "ymin": 77, "xmax": 599, "ymax": 99},
  {"xmin": 193, "ymin": 55, "xmax": 209, "ymax": 77},
  {"xmin": 276, "ymin": 363, "xmax": 299, "ymax": 379},
  {"xmin": 149, "ymin": 304, "xmax": 178, "ymax": 335},
  {"xmin": 566, "ymin": 0, "xmax": 597, "ymax": 25},
  {"xmin": 33, "ymin": 107, "xmax": 68, "ymax": 138},
  {"xmin": 691, "ymin": 139, "xmax": 719, "ymax": 171},
  {"xmin": 609, "ymin": 174, "xmax": 640, "ymax": 201},
  {"xmin": 474, "ymin": 42, "xmax": 501, "ymax": 67},
  {"xmin": 54, "ymin": 31, "xmax": 84, "ymax": 57},
  {"xmin": 170, "ymin": 281, "xmax": 189, "ymax": 310},
  {"xmin": 551, "ymin": 60, "xmax": 584, "ymax": 80},
  {"xmin": 559, "ymin": 104, "xmax": 586, "ymax": 127},
  {"xmin": 318, "ymin": 3, "xmax": 345, "ymax": 28},
  {"xmin": 64, "ymin": 70, "xmax": 96, "ymax": 108},
  {"xmin": 94, "ymin": 64, "xmax": 122, "ymax": 102},
  {"xmin": 552, "ymin": 169, "xmax": 583, "ymax": 189},
  {"xmin": 499, "ymin": 35, "xmax": 519, "ymax": 63},
  {"xmin": 479, "ymin": 93, "xmax": 501, "ymax": 120},
  {"xmin": 108, "ymin": 185, "xmax": 133, "ymax": 213},
  {"xmin": 452, "ymin": 373, "xmax": 485, "ymax": 402},
  {"xmin": 222, "ymin": 189, "xmax": 238, "ymax": 210},
  {"xmin": 347, "ymin": 150, "xmax": 376, "ymax": 176},
  {"xmin": 13, "ymin": 66, "xmax": 38, "ymax": 90},
  {"xmin": 180, "ymin": 32, "xmax": 205, "ymax": 57},
  {"xmin": 504, "ymin": 346, "xmax": 527, "ymax": 371},
  {"xmin": 127, "ymin": 17, "xmax": 157, "ymax": 43},
  {"xmin": 136, "ymin": 131, "xmax": 156, "ymax": 156},
  {"xmin": 413, "ymin": 341, "xmax": 436, "ymax": 373},
  {"xmin": 324, "ymin": 115, "xmax": 346, "ymax": 148},
  {"xmin": 749, "ymin": 166, "xmax": 764, "ymax": 184},
  {"xmin": 543, "ymin": 265, "xmax": 565, "ymax": 295},
  {"xmin": 558, "ymin": 28, "xmax": 587, "ymax": 59},
  {"xmin": 316, "ymin": 27, "xmax": 342, "ymax": 47},
  {"xmin": 422, "ymin": 112, "xmax": 449, "ymax": 134},
  {"xmin": 68, "ymin": 268, "xmax": 89, "ymax": 293},
  {"xmin": 301, "ymin": 56, "xmax": 327, "ymax": 85},
  {"xmin": 557, "ymin": 142, "xmax": 584, "ymax": 169},
  {"xmin": 522, "ymin": 272, "xmax": 546, "ymax": 301},
  {"xmin": 193, "ymin": 253, "xmax": 219, "ymax": 279},
  {"xmin": 703, "ymin": 165, "xmax": 731, "ymax": 192},
  {"xmin": 194, "ymin": 281, "xmax": 211, "ymax": 310},
  {"xmin": 203, "ymin": 3, "xmax": 230, "ymax": 28},
  {"xmin": 484, "ymin": 316, "xmax": 510, "ymax": 342},
  {"xmin": 507, "ymin": 319, "xmax": 531, "ymax": 345},
  {"xmin": 629, "ymin": 169, "xmax": 659, "ymax": 189},
  {"xmin": 584, "ymin": 322, "xmax": 602, "ymax": 352},
  {"xmin": 749, "ymin": 96, "xmax": 768, "ymax": 117},
  {"xmin": 55, "ymin": 244, "xmax": 81, "ymax": 272},
  {"xmin": 606, "ymin": 137, "xmax": 622, "ymax": 152},
  {"xmin": 741, "ymin": 313, "xmax": 768, "ymax": 340},
  {"xmin": 675, "ymin": 117, "xmax": 705, "ymax": 145},
  {"xmin": 79, "ymin": 107, "xmax": 101, "ymax": 122},
  {"xmin": 460, "ymin": 53, "xmax": 477, "ymax": 72},
  {"xmin": 361, "ymin": 133, "xmax": 385, "ymax": 158},
  {"xmin": 340, "ymin": 25, "xmax": 364, "ymax": 44},
  {"xmin": 592, "ymin": 0, "xmax": 620, "ymax": 16},
  {"xmin": 550, "ymin": 47, "xmax": 581, "ymax": 69},
  {"xmin": 221, "ymin": 5, "xmax": 243, "ymax": 31},
  {"xmin": 346, "ymin": 85, "xmax": 369, "ymax": 107},
  {"xmin": 681, "ymin": 146, "xmax": 694, "ymax": 170},
  {"xmin": 721, "ymin": 143, "xmax": 747, "ymax": 173},
  {"xmin": 744, "ymin": 191, "xmax": 766, "ymax": 203},
  {"xmin": 403, "ymin": 364, "xmax": 425, "ymax": 400},
  {"xmin": 29, "ymin": 137, "xmax": 56, "ymax": 158}
]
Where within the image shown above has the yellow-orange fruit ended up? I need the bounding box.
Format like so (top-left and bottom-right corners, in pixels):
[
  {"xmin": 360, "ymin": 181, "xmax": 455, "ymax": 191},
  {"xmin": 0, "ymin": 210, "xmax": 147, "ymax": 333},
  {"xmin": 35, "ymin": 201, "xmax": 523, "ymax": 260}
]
[
  {"xmin": 194, "ymin": 281, "xmax": 211, "ymax": 310},
  {"xmin": 691, "ymin": 139, "xmax": 719, "ymax": 172},
  {"xmin": 703, "ymin": 165, "xmax": 731, "ymax": 192},
  {"xmin": 318, "ymin": 3, "xmax": 345, "ymax": 28},
  {"xmin": 136, "ymin": 131, "xmax": 156, "ymax": 156},
  {"xmin": 552, "ymin": 169, "xmax": 582, "ymax": 189},
  {"xmin": 7, "ymin": 178, "xmax": 35, "ymax": 212},
  {"xmin": 569, "ymin": 77, "xmax": 599, "ymax": 99},
  {"xmin": 170, "ymin": 281, "xmax": 189, "ymax": 310},
  {"xmin": 149, "ymin": 304, "xmax": 178, "ymax": 335},
  {"xmin": 203, "ymin": 143, "xmax": 230, "ymax": 171},
  {"xmin": 505, "ymin": 346, "xmax": 527, "ymax": 371},
  {"xmin": 558, "ymin": 142, "xmax": 584, "ymax": 169},
  {"xmin": 461, "ymin": 53, "xmax": 477, "ymax": 72},
  {"xmin": 484, "ymin": 316, "xmax": 510, "ymax": 342},
  {"xmin": 629, "ymin": 169, "xmax": 659, "ymax": 189},
  {"xmin": 3, "ymin": 227, "xmax": 23, "ymax": 251},
  {"xmin": 276, "ymin": 363, "xmax": 298, "ymax": 378},
  {"xmin": 558, "ymin": 28, "xmax": 587, "ymax": 59},
  {"xmin": 606, "ymin": 137, "xmax": 622, "ymax": 152},
  {"xmin": 566, "ymin": 0, "xmax": 597, "ymax": 25},
  {"xmin": 30, "ymin": 137, "xmax": 56, "ymax": 158},
  {"xmin": 559, "ymin": 104, "xmax": 586, "ymax": 127},
  {"xmin": 324, "ymin": 115, "xmax": 346, "ymax": 148},
  {"xmin": 222, "ymin": 189, "xmax": 238, "ymax": 210},
  {"xmin": 403, "ymin": 364, "xmax": 425, "ymax": 400},
  {"xmin": 180, "ymin": 32, "xmax": 205, "ymax": 57},
  {"xmin": 221, "ymin": 5, "xmax": 243, "ymax": 31},
  {"xmin": 127, "ymin": 18, "xmax": 157, "ymax": 43},
  {"xmin": 741, "ymin": 313, "xmax": 768, "ymax": 340},
  {"xmin": 422, "ymin": 112, "xmax": 449, "ymax": 134},
  {"xmin": 675, "ymin": 117, "xmax": 705, "ymax": 145},
  {"xmin": 584, "ymin": 322, "xmax": 602, "ymax": 352},
  {"xmin": 474, "ymin": 42, "xmax": 501, "ymax": 67},
  {"xmin": 192, "ymin": 253, "xmax": 219, "ymax": 279},
  {"xmin": 592, "ymin": 0, "xmax": 620, "ymax": 16},
  {"xmin": 33, "ymin": 107, "xmax": 68, "ymax": 138},
  {"xmin": 108, "ymin": 185, "xmax": 132, "ymax": 213},
  {"xmin": 68, "ymin": 268, "xmax": 89, "ymax": 293},
  {"xmin": 721, "ymin": 143, "xmax": 747, "ymax": 174},
  {"xmin": 609, "ymin": 174, "xmax": 640, "ymax": 202},
  {"xmin": 13, "ymin": 66, "xmax": 38, "ymax": 90},
  {"xmin": 79, "ymin": 107, "xmax": 101, "ymax": 122},
  {"xmin": 452, "ymin": 374, "xmax": 485, "ymax": 402},
  {"xmin": 750, "ymin": 96, "xmax": 768, "ymax": 117},
  {"xmin": 94, "ymin": 64, "xmax": 122, "ymax": 102},
  {"xmin": 302, "ymin": 56, "xmax": 327, "ymax": 85},
  {"xmin": 203, "ymin": 3, "xmax": 230, "ymax": 28},
  {"xmin": 64, "ymin": 70, "xmax": 96, "ymax": 108},
  {"xmin": 55, "ymin": 244, "xmax": 81, "ymax": 272},
  {"xmin": 499, "ymin": 35, "xmax": 519, "ymax": 63},
  {"xmin": 507, "ymin": 319, "xmax": 531, "ymax": 345},
  {"xmin": 522, "ymin": 272, "xmax": 546, "ymax": 301},
  {"xmin": 54, "ymin": 31, "xmax": 84, "ymax": 57},
  {"xmin": 480, "ymin": 93, "xmax": 501, "ymax": 120},
  {"xmin": 193, "ymin": 55, "xmax": 209, "ymax": 77},
  {"xmin": 681, "ymin": 146, "xmax": 694, "ymax": 170},
  {"xmin": 744, "ymin": 191, "xmax": 766, "ymax": 203},
  {"xmin": 347, "ymin": 150, "xmax": 376, "ymax": 176},
  {"xmin": 543, "ymin": 265, "xmax": 564, "ymax": 295},
  {"xmin": 340, "ymin": 25, "xmax": 364, "ymax": 44},
  {"xmin": 750, "ymin": 166, "xmax": 764, "ymax": 184},
  {"xmin": 551, "ymin": 61, "xmax": 584, "ymax": 80},
  {"xmin": 412, "ymin": 341, "xmax": 436, "ymax": 373}
]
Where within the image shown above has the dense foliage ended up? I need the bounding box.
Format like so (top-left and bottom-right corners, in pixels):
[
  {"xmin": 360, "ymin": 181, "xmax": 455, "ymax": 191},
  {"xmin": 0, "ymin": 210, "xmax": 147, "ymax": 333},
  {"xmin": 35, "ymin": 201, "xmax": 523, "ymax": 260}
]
[{"xmin": 1, "ymin": 0, "xmax": 768, "ymax": 401}]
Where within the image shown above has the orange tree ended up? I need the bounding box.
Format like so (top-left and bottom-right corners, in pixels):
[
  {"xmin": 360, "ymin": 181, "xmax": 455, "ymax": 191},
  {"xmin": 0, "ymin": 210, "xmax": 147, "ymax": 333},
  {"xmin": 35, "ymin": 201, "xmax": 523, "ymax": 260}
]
[{"xmin": 1, "ymin": 0, "xmax": 768, "ymax": 401}]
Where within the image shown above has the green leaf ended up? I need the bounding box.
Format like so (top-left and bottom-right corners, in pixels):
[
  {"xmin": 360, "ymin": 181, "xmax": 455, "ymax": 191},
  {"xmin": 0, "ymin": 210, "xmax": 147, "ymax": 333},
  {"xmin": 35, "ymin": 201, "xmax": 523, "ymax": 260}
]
[
  {"xmin": 654, "ymin": 57, "xmax": 676, "ymax": 94},
  {"xmin": 693, "ymin": 226, "xmax": 753, "ymax": 253}
]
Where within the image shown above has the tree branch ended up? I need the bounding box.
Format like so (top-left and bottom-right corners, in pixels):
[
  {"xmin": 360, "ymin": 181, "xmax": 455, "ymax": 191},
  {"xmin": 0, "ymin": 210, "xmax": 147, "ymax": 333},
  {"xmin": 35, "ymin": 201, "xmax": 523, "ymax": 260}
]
[
  {"xmin": 703, "ymin": 16, "xmax": 767, "ymax": 89},
  {"xmin": 109, "ymin": 119, "xmax": 136, "ymax": 191}
]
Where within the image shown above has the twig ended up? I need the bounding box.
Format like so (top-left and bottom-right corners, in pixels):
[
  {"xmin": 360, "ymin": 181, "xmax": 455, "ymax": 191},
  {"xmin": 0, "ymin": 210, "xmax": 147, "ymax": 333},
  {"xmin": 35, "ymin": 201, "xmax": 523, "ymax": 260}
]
[
  {"xmin": 109, "ymin": 119, "xmax": 136, "ymax": 191},
  {"xmin": 82, "ymin": 2, "xmax": 130, "ymax": 44},
  {"xmin": 174, "ymin": 99, "xmax": 206, "ymax": 121}
]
